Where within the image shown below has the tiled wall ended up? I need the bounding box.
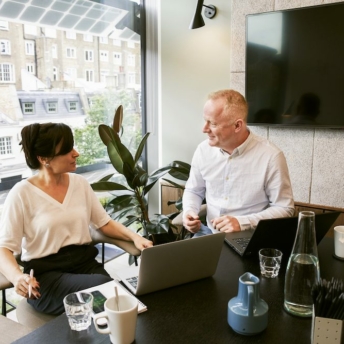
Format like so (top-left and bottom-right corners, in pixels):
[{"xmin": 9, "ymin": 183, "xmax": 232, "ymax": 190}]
[{"xmin": 230, "ymin": 0, "xmax": 344, "ymax": 208}]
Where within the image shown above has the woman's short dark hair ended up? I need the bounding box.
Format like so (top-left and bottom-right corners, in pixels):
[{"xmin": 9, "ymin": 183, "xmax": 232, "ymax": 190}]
[{"xmin": 20, "ymin": 123, "xmax": 74, "ymax": 169}]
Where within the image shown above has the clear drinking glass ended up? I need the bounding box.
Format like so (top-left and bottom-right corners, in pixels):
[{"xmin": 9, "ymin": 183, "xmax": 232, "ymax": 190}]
[
  {"xmin": 63, "ymin": 292, "xmax": 93, "ymax": 331},
  {"xmin": 284, "ymin": 211, "xmax": 320, "ymax": 317}
]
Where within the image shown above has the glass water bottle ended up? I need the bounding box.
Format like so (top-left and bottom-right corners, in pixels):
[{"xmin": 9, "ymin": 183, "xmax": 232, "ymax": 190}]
[{"xmin": 284, "ymin": 211, "xmax": 320, "ymax": 317}]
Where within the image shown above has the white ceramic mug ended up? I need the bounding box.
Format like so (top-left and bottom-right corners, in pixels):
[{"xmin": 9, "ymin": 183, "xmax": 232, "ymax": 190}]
[
  {"xmin": 93, "ymin": 294, "xmax": 138, "ymax": 344},
  {"xmin": 334, "ymin": 226, "xmax": 344, "ymax": 258}
]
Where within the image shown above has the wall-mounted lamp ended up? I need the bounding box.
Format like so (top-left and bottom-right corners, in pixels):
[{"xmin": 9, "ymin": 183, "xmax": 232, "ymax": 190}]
[{"xmin": 189, "ymin": 0, "xmax": 217, "ymax": 30}]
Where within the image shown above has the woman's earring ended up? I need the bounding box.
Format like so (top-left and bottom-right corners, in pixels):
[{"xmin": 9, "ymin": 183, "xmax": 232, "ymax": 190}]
[{"xmin": 45, "ymin": 163, "xmax": 50, "ymax": 167}]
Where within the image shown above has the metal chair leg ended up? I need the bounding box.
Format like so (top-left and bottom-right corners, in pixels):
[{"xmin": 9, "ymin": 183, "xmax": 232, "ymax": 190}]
[{"xmin": 2, "ymin": 289, "xmax": 6, "ymax": 316}]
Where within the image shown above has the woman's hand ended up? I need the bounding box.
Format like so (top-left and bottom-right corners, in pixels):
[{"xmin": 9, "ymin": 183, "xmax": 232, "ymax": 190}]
[
  {"xmin": 14, "ymin": 273, "xmax": 40, "ymax": 299},
  {"xmin": 133, "ymin": 236, "xmax": 153, "ymax": 251}
]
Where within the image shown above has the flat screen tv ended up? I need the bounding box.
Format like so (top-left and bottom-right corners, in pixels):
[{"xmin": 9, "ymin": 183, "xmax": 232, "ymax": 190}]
[{"xmin": 246, "ymin": 3, "xmax": 344, "ymax": 128}]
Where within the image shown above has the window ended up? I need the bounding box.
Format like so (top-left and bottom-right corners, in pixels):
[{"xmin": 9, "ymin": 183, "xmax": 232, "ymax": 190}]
[
  {"xmin": 0, "ymin": 21, "xmax": 9, "ymax": 30},
  {"xmin": 66, "ymin": 31, "xmax": 76, "ymax": 39},
  {"xmin": 85, "ymin": 50, "xmax": 94, "ymax": 62},
  {"xmin": 128, "ymin": 73, "xmax": 136, "ymax": 86},
  {"xmin": 65, "ymin": 68, "xmax": 77, "ymax": 80},
  {"xmin": 66, "ymin": 47, "xmax": 76, "ymax": 58},
  {"xmin": 0, "ymin": 63, "xmax": 14, "ymax": 82},
  {"xmin": 127, "ymin": 54, "xmax": 135, "ymax": 66},
  {"xmin": 0, "ymin": 137, "xmax": 12, "ymax": 155},
  {"xmin": 113, "ymin": 52, "xmax": 122, "ymax": 65},
  {"xmin": 85, "ymin": 70, "xmax": 94, "ymax": 82},
  {"xmin": 47, "ymin": 102, "xmax": 58, "ymax": 113},
  {"xmin": 0, "ymin": 0, "xmax": 145, "ymax": 198},
  {"xmin": 100, "ymin": 70, "xmax": 109, "ymax": 83},
  {"xmin": 22, "ymin": 102, "xmax": 35, "ymax": 114},
  {"xmin": 26, "ymin": 63, "xmax": 35, "ymax": 74},
  {"xmin": 24, "ymin": 24, "xmax": 37, "ymax": 35},
  {"xmin": 100, "ymin": 36, "xmax": 108, "ymax": 44},
  {"xmin": 52, "ymin": 44, "xmax": 57, "ymax": 58},
  {"xmin": 45, "ymin": 28, "xmax": 56, "ymax": 38},
  {"xmin": 53, "ymin": 67, "xmax": 58, "ymax": 81},
  {"xmin": 100, "ymin": 50, "xmax": 108, "ymax": 62},
  {"xmin": 68, "ymin": 101, "xmax": 77, "ymax": 112},
  {"xmin": 25, "ymin": 40, "xmax": 35, "ymax": 55},
  {"xmin": 83, "ymin": 34, "xmax": 93, "ymax": 42},
  {"xmin": 127, "ymin": 41, "xmax": 135, "ymax": 48},
  {"xmin": 0, "ymin": 40, "xmax": 11, "ymax": 55}
]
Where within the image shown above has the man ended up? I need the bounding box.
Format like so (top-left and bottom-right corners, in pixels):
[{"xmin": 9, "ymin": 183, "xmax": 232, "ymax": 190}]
[{"xmin": 182, "ymin": 89, "xmax": 294, "ymax": 236}]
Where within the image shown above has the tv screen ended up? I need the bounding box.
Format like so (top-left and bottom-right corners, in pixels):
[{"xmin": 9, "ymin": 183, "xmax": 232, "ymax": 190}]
[{"xmin": 246, "ymin": 3, "xmax": 344, "ymax": 128}]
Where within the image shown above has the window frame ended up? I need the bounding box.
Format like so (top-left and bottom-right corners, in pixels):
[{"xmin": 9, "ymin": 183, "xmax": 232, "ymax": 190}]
[{"xmin": 0, "ymin": 136, "xmax": 12, "ymax": 156}]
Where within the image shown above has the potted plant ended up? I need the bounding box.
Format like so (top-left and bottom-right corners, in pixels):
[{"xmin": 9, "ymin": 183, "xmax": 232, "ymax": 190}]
[{"xmin": 91, "ymin": 105, "xmax": 190, "ymax": 249}]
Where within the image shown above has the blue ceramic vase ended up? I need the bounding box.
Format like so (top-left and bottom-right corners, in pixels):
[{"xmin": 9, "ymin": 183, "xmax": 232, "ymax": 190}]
[{"xmin": 227, "ymin": 272, "xmax": 268, "ymax": 335}]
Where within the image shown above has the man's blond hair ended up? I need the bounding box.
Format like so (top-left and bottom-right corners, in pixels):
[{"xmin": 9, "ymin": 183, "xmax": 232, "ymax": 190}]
[{"xmin": 208, "ymin": 89, "xmax": 248, "ymax": 122}]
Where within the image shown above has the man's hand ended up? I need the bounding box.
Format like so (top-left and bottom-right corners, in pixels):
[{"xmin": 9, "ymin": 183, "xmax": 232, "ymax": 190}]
[
  {"xmin": 183, "ymin": 210, "xmax": 202, "ymax": 233},
  {"xmin": 211, "ymin": 216, "xmax": 240, "ymax": 233}
]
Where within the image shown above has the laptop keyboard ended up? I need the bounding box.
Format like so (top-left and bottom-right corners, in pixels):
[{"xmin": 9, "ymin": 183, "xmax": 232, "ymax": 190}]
[
  {"xmin": 233, "ymin": 237, "xmax": 250, "ymax": 249},
  {"xmin": 126, "ymin": 276, "xmax": 138, "ymax": 289}
]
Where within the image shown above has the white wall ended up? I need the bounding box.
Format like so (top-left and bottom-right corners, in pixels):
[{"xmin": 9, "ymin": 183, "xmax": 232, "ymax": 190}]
[{"xmin": 159, "ymin": 0, "xmax": 232, "ymax": 165}]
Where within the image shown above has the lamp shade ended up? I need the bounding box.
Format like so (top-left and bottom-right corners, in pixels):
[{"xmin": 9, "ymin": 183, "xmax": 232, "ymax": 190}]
[{"xmin": 189, "ymin": 0, "xmax": 205, "ymax": 29}]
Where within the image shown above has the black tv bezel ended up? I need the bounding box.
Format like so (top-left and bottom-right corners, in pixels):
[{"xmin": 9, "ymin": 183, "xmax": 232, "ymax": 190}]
[{"xmin": 245, "ymin": 2, "xmax": 344, "ymax": 130}]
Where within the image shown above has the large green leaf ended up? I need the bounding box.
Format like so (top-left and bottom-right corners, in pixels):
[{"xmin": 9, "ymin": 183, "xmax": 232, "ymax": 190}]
[
  {"xmin": 113, "ymin": 105, "xmax": 123, "ymax": 134},
  {"xmin": 91, "ymin": 181, "xmax": 129, "ymax": 192},
  {"xmin": 98, "ymin": 124, "xmax": 120, "ymax": 146},
  {"xmin": 143, "ymin": 166, "xmax": 172, "ymax": 195},
  {"xmin": 134, "ymin": 132, "xmax": 150, "ymax": 165},
  {"xmin": 122, "ymin": 162, "xmax": 136, "ymax": 189},
  {"xmin": 114, "ymin": 139, "xmax": 135, "ymax": 170},
  {"xmin": 107, "ymin": 141, "xmax": 125, "ymax": 174}
]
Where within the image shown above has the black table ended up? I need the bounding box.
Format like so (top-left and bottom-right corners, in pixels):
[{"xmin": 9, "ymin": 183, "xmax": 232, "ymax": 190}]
[{"xmin": 13, "ymin": 238, "xmax": 343, "ymax": 344}]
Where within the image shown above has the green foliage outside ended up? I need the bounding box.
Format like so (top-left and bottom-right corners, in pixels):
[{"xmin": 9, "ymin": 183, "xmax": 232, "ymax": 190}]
[{"xmin": 74, "ymin": 89, "xmax": 142, "ymax": 166}]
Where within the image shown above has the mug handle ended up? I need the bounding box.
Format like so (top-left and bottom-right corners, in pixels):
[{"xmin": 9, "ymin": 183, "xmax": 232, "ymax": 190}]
[{"xmin": 93, "ymin": 312, "xmax": 110, "ymax": 334}]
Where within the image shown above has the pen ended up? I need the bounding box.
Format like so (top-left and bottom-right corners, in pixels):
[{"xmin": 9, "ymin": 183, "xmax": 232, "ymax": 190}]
[{"xmin": 28, "ymin": 269, "xmax": 34, "ymax": 298}]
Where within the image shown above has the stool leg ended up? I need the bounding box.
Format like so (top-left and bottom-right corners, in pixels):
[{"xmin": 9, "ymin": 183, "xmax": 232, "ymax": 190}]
[{"xmin": 2, "ymin": 289, "xmax": 7, "ymax": 316}]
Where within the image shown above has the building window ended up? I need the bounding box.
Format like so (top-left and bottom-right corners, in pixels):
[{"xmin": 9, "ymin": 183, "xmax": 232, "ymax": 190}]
[
  {"xmin": 100, "ymin": 70, "xmax": 109, "ymax": 83},
  {"xmin": 53, "ymin": 66, "xmax": 58, "ymax": 81},
  {"xmin": 68, "ymin": 101, "xmax": 77, "ymax": 112},
  {"xmin": 100, "ymin": 36, "xmax": 108, "ymax": 44},
  {"xmin": 66, "ymin": 31, "xmax": 76, "ymax": 39},
  {"xmin": 85, "ymin": 70, "xmax": 94, "ymax": 82},
  {"xmin": 24, "ymin": 24, "xmax": 37, "ymax": 35},
  {"xmin": 128, "ymin": 73, "xmax": 136, "ymax": 86},
  {"xmin": 65, "ymin": 68, "xmax": 77, "ymax": 80},
  {"xmin": 26, "ymin": 63, "xmax": 35, "ymax": 74},
  {"xmin": 22, "ymin": 102, "xmax": 35, "ymax": 114},
  {"xmin": 85, "ymin": 50, "xmax": 94, "ymax": 62},
  {"xmin": 0, "ymin": 21, "xmax": 9, "ymax": 30},
  {"xmin": 127, "ymin": 54, "xmax": 135, "ymax": 66},
  {"xmin": 83, "ymin": 34, "xmax": 93, "ymax": 42},
  {"xmin": 25, "ymin": 40, "xmax": 35, "ymax": 55},
  {"xmin": 0, "ymin": 63, "xmax": 14, "ymax": 82},
  {"xmin": 0, "ymin": 40, "xmax": 11, "ymax": 55},
  {"xmin": 0, "ymin": 137, "xmax": 12, "ymax": 155},
  {"xmin": 113, "ymin": 52, "xmax": 122, "ymax": 65},
  {"xmin": 52, "ymin": 44, "xmax": 57, "ymax": 58},
  {"xmin": 44, "ymin": 28, "xmax": 56, "ymax": 38},
  {"xmin": 66, "ymin": 47, "xmax": 76, "ymax": 58},
  {"xmin": 47, "ymin": 102, "xmax": 58, "ymax": 113},
  {"xmin": 113, "ymin": 39, "xmax": 121, "ymax": 47},
  {"xmin": 100, "ymin": 50, "xmax": 108, "ymax": 62}
]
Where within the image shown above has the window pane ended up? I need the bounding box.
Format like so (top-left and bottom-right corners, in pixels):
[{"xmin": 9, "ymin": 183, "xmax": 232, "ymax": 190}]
[{"xmin": 0, "ymin": 0, "xmax": 144, "ymax": 195}]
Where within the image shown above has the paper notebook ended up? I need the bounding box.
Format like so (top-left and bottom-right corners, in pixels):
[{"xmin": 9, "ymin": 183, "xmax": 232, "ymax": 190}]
[{"xmin": 82, "ymin": 279, "xmax": 147, "ymax": 314}]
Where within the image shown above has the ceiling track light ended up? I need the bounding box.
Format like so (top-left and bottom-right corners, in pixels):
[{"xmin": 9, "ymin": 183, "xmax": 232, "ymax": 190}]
[{"xmin": 189, "ymin": 0, "xmax": 217, "ymax": 30}]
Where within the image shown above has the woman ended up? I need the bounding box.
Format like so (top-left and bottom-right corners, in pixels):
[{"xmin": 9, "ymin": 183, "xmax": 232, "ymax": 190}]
[{"xmin": 0, "ymin": 122, "xmax": 152, "ymax": 315}]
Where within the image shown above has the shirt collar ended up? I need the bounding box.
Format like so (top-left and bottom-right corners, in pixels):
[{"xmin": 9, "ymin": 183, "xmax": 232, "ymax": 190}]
[{"xmin": 220, "ymin": 129, "xmax": 253, "ymax": 156}]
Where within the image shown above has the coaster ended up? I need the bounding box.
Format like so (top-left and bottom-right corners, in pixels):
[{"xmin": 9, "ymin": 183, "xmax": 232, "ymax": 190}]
[{"xmin": 333, "ymin": 253, "xmax": 344, "ymax": 261}]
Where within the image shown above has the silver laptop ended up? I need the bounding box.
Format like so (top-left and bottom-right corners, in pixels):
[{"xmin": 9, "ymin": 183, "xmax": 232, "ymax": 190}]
[{"xmin": 115, "ymin": 232, "xmax": 226, "ymax": 296}]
